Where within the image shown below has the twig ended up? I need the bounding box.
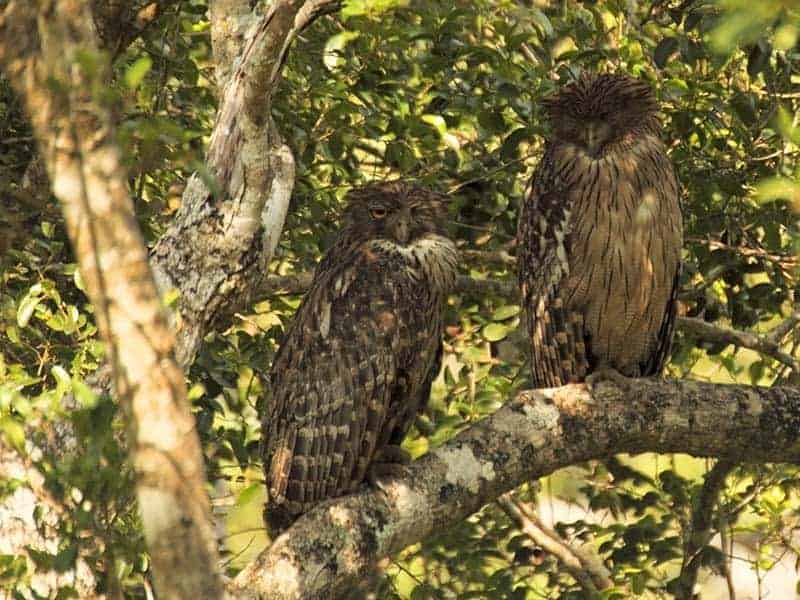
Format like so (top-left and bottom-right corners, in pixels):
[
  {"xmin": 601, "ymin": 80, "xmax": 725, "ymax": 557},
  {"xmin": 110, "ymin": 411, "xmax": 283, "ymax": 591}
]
[
  {"xmin": 461, "ymin": 248, "xmax": 516, "ymax": 267},
  {"xmin": 498, "ymin": 493, "xmax": 613, "ymax": 594},
  {"xmin": 686, "ymin": 237, "xmax": 799, "ymax": 268},
  {"xmin": 767, "ymin": 312, "xmax": 800, "ymax": 345},
  {"xmin": 260, "ymin": 272, "xmax": 800, "ymax": 372},
  {"xmin": 674, "ymin": 459, "xmax": 737, "ymax": 600},
  {"xmin": 678, "ymin": 316, "xmax": 800, "ymax": 373}
]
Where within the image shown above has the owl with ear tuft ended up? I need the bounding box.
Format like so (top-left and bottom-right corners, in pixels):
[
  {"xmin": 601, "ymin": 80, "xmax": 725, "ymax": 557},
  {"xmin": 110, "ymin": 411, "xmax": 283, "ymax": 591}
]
[
  {"xmin": 518, "ymin": 72, "xmax": 683, "ymax": 387},
  {"xmin": 261, "ymin": 181, "xmax": 458, "ymax": 534}
]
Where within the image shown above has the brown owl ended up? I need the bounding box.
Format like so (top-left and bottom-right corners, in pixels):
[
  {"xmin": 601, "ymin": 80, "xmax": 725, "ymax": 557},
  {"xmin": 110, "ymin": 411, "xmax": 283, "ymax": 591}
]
[
  {"xmin": 262, "ymin": 182, "xmax": 458, "ymax": 533},
  {"xmin": 518, "ymin": 73, "xmax": 683, "ymax": 387}
]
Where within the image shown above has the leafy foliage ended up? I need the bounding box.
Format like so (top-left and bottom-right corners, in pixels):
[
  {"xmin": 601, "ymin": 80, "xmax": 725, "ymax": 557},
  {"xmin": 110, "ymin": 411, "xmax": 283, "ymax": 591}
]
[{"xmin": 2, "ymin": 0, "xmax": 800, "ymax": 597}]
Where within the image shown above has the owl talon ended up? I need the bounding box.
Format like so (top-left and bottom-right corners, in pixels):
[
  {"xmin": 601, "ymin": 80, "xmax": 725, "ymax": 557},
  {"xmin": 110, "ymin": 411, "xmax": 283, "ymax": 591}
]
[
  {"xmin": 585, "ymin": 367, "xmax": 631, "ymax": 392},
  {"xmin": 368, "ymin": 445, "xmax": 412, "ymax": 491},
  {"xmin": 375, "ymin": 444, "xmax": 412, "ymax": 465}
]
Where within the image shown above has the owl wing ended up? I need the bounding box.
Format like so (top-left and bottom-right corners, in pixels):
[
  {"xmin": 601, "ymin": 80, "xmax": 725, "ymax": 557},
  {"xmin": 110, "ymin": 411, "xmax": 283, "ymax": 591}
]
[
  {"xmin": 642, "ymin": 250, "xmax": 682, "ymax": 377},
  {"xmin": 381, "ymin": 307, "xmax": 444, "ymax": 451},
  {"xmin": 263, "ymin": 243, "xmax": 412, "ymax": 529},
  {"xmin": 518, "ymin": 149, "xmax": 589, "ymax": 388}
]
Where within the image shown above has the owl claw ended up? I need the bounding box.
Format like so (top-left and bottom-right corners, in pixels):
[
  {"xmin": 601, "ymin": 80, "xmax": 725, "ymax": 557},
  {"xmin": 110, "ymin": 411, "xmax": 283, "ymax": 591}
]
[
  {"xmin": 368, "ymin": 445, "xmax": 412, "ymax": 492},
  {"xmin": 585, "ymin": 366, "xmax": 632, "ymax": 393}
]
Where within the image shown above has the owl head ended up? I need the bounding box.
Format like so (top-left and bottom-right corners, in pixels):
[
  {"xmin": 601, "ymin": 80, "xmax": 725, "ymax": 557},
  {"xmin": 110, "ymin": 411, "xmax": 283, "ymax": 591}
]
[
  {"xmin": 342, "ymin": 182, "xmax": 450, "ymax": 245},
  {"xmin": 542, "ymin": 73, "xmax": 661, "ymax": 158}
]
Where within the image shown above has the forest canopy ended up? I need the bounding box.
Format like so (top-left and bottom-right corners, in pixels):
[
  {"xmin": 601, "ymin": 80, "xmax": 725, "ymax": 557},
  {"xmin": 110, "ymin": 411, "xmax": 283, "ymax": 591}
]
[{"xmin": 1, "ymin": 0, "xmax": 800, "ymax": 598}]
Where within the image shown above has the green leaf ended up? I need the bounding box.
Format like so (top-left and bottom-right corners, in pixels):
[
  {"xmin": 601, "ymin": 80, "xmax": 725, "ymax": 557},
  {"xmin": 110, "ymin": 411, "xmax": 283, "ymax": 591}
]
[
  {"xmin": 0, "ymin": 416, "xmax": 25, "ymax": 453},
  {"xmin": 491, "ymin": 305, "xmax": 520, "ymax": 321},
  {"xmin": 755, "ymin": 178, "xmax": 800, "ymax": 206},
  {"xmin": 124, "ymin": 56, "xmax": 152, "ymax": 89},
  {"xmin": 16, "ymin": 292, "xmax": 41, "ymax": 328},
  {"xmin": 482, "ymin": 323, "xmax": 509, "ymax": 342},
  {"xmin": 71, "ymin": 379, "xmax": 98, "ymax": 409},
  {"xmin": 235, "ymin": 483, "xmax": 262, "ymax": 508},
  {"xmin": 342, "ymin": 0, "xmax": 407, "ymax": 19},
  {"xmin": 51, "ymin": 365, "xmax": 71, "ymax": 395}
]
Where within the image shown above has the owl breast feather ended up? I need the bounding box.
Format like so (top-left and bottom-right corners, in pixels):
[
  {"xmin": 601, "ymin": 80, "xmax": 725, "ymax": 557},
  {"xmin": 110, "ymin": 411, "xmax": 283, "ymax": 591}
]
[{"xmin": 369, "ymin": 234, "xmax": 459, "ymax": 292}]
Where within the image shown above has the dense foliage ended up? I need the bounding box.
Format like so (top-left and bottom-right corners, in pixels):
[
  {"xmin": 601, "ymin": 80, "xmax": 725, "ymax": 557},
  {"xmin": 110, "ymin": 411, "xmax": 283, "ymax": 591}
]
[{"xmin": 2, "ymin": 0, "xmax": 800, "ymax": 597}]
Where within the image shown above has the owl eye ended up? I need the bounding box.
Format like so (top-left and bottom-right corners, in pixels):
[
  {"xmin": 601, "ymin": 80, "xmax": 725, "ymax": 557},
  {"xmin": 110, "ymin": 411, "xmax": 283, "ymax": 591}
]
[{"xmin": 370, "ymin": 207, "xmax": 388, "ymax": 219}]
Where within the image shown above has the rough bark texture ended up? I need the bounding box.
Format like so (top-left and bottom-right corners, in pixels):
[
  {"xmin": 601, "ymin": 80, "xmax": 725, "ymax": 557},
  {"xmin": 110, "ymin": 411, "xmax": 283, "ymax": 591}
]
[
  {"xmin": 0, "ymin": 444, "xmax": 103, "ymax": 598},
  {"xmin": 0, "ymin": 1, "xmax": 222, "ymax": 597},
  {"xmin": 150, "ymin": 0, "xmax": 339, "ymax": 368},
  {"xmin": 230, "ymin": 378, "xmax": 800, "ymax": 599}
]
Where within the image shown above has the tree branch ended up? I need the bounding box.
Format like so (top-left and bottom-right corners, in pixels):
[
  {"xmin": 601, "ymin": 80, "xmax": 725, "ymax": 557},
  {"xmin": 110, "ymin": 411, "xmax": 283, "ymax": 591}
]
[
  {"xmin": 678, "ymin": 316, "xmax": 800, "ymax": 373},
  {"xmin": 498, "ymin": 493, "xmax": 614, "ymax": 594},
  {"xmin": 674, "ymin": 459, "xmax": 737, "ymax": 600},
  {"xmin": 0, "ymin": 2, "xmax": 222, "ymax": 597},
  {"xmin": 229, "ymin": 378, "xmax": 800, "ymax": 599},
  {"xmin": 261, "ymin": 273, "xmax": 799, "ymax": 370},
  {"xmin": 151, "ymin": 0, "xmax": 340, "ymax": 367}
]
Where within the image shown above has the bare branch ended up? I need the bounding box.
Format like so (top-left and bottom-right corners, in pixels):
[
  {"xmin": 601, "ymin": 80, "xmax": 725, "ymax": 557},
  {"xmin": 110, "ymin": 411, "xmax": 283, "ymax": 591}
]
[
  {"xmin": 767, "ymin": 312, "xmax": 800, "ymax": 345},
  {"xmin": 461, "ymin": 248, "xmax": 516, "ymax": 267},
  {"xmin": 260, "ymin": 273, "xmax": 799, "ymax": 370},
  {"xmin": 498, "ymin": 493, "xmax": 613, "ymax": 594},
  {"xmin": 228, "ymin": 379, "xmax": 800, "ymax": 599},
  {"xmin": 679, "ymin": 316, "xmax": 800, "ymax": 373},
  {"xmin": 674, "ymin": 459, "xmax": 737, "ymax": 600}
]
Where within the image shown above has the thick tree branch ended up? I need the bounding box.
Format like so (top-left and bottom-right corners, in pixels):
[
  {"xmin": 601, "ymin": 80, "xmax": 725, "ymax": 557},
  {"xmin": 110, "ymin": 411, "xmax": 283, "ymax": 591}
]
[
  {"xmin": 229, "ymin": 378, "xmax": 800, "ymax": 599},
  {"xmin": 0, "ymin": 2, "xmax": 222, "ymax": 597},
  {"xmin": 151, "ymin": 0, "xmax": 340, "ymax": 367}
]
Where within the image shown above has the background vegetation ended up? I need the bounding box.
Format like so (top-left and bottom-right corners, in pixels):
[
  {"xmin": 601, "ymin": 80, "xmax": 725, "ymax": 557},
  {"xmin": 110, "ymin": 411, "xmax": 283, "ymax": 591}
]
[{"xmin": 2, "ymin": 0, "xmax": 800, "ymax": 596}]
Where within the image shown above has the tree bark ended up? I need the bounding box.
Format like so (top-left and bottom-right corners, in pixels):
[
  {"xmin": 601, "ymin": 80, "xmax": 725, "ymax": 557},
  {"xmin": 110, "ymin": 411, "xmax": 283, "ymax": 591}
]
[
  {"xmin": 230, "ymin": 378, "xmax": 800, "ymax": 599},
  {"xmin": 0, "ymin": 1, "xmax": 339, "ymax": 596},
  {"xmin": 0, "ymin": 2, "xmax": 222, "ymax": 597},
  {"xmin": 151, "ymin": 0, "xmax": 339, "ymax": 368}
]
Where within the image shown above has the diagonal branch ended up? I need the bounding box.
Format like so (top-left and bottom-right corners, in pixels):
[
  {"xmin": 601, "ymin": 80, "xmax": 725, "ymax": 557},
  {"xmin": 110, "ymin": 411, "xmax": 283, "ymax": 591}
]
[
  {"xmin": 498, "ymin": 493, "xmax": 614, "ymax": 594},
  {"xmin": 0, "ymin": 2, "xmax": 222, "ymax": 597},
  {"xmin": 228, "ymin": 378, "xmax": 800, "ymax": 599},
  {"xmin": 152, "ymin": 0, "xmax": 341, "ymax": 368},
  {"xmin": 678, "ymin": 316, "xmax": 800, "ymax": 373}
]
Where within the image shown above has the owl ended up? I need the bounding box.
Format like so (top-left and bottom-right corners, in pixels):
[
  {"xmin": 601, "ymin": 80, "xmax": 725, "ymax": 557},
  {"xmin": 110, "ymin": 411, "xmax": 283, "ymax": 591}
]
[
  {"xmin": 262, "ymin": 182, "xmax": 458, "ymax": 533},
  {"xmin": 518, "ymin": 73, "xmax": 683, "ymax": 387}
]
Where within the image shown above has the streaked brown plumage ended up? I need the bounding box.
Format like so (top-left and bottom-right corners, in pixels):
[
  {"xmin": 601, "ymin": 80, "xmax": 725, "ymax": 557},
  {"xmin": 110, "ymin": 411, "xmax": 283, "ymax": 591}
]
[
  {"xmin": 518, "ymin": 73, "xmax": 683, "ymax": 387},
  {"xmin": 262, "ymin": 182, "xmax": 458, "ymax": 533}
]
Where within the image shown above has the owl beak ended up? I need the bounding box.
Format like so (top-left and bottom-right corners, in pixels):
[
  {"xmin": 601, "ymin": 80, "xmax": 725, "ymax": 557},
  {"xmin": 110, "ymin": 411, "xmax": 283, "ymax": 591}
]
[
  {"xmin": 392, "ymin": 216, "xmax": 411, "ymax": 244},
  {"xmin": 585, "ymin": 124, "xmax": 604, "ymax": 158}
]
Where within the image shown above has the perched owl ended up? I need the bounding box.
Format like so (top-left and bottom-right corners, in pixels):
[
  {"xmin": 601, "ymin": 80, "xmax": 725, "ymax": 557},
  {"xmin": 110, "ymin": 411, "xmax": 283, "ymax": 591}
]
[
  {"xmin": 518, "ymin": 73, "xmax": 683, "ymax": 387},
  {"xmin": 262, "ymin": 182, "xmax": 458, "ymax": 533}
]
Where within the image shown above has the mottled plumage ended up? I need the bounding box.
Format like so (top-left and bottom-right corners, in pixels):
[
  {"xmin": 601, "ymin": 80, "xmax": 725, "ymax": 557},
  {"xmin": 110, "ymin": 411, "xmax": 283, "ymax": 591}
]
[
  {"xmin": 518, "ymin": 73, "xmax": 683, "ymax": 387},
  {"xmin": 262, "ymin": 182, "xmax": 458, "ymax": 533}
]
